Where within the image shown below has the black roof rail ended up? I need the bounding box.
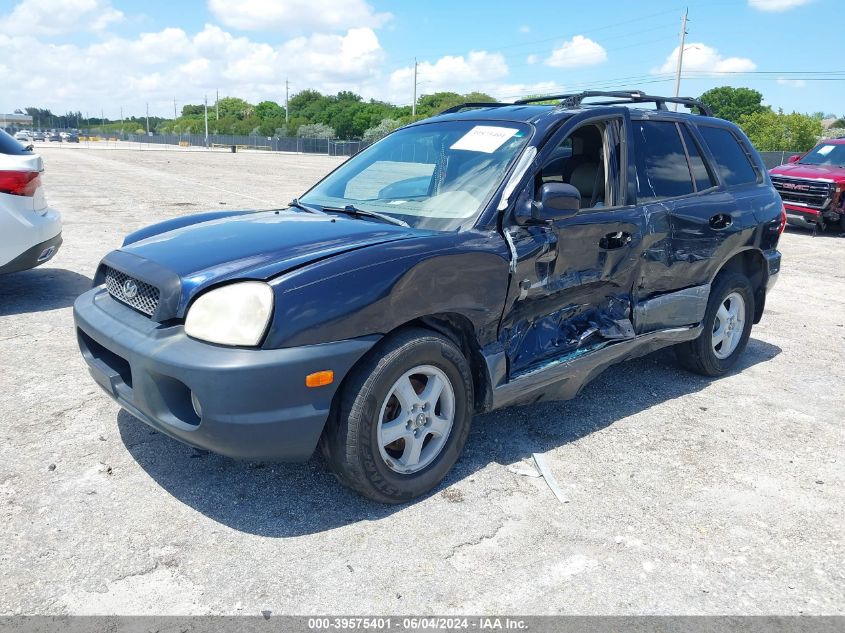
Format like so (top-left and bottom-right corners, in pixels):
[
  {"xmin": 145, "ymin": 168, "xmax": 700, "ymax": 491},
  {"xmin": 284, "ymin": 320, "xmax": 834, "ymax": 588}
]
[
  {"xmin": 515, "ymin": 90, "xmax": 714, "ymax": 117},
  {"xmin": 438, "ymin": 102, "xmax": 509, "ymax": 115}
]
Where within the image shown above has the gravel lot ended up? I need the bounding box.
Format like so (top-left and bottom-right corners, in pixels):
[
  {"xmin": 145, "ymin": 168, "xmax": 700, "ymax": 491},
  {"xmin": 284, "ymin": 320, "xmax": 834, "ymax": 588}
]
[{"xmin": 1, "ymin": 146, "xmax": 843, "ymax": 615}]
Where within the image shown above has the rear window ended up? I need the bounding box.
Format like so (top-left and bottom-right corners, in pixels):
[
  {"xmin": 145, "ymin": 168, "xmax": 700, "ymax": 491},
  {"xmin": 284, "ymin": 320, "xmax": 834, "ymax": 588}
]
[
  {"xmin": 680, "ymin": 125, "xmax": 716, "ymax": 191},
  {"xmin": 0, "ymin": 129, "xmax": 30, "ymax": 155},
  {"xmin": 697, "ymin": 126, "xmax": 758, "ymax": 187},
  {"xmin": 633, "ymin": 120, "xmax": 694, "ymax": 202}
]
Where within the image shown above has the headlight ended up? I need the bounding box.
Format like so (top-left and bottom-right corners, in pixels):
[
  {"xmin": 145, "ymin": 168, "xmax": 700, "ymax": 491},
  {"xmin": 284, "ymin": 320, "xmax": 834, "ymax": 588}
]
[{"xmin": 184, "ymin": 281, "xmax": 274, "ymax": 346}]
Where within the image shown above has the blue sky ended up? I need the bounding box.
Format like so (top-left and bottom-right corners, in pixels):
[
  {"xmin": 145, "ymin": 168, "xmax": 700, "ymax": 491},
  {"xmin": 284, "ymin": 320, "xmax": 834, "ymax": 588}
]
[{"xmin": 1, "ymin": 0, "xmax": 841, "ymax": 119}]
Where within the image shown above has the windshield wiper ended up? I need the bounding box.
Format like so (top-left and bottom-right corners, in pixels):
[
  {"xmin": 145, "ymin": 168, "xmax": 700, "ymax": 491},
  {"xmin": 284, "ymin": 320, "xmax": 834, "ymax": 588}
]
[
  {"xmin": 288, "ymin": 198, "xmax": 325, "ymax": 214},
  {"xmin": 321, "ymin": 204, "xmax": 410, "ymax": 228}
]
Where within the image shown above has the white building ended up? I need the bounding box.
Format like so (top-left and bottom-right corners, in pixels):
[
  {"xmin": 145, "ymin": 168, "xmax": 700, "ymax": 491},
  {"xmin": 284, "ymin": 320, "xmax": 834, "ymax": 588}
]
[{"xmin": 0, "ymin": 113, "xmax": 34, "ymax": 129}]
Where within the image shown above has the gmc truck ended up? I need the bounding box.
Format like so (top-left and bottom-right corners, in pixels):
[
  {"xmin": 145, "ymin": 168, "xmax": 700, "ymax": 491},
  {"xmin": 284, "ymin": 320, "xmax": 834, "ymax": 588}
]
[{"xmin": 770, "ymin": 138, "xmax": 845, "ymax": 233}]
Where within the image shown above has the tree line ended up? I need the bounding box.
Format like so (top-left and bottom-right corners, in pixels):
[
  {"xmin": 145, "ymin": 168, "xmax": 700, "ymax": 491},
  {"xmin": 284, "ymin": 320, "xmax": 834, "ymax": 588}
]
[{"xmin": 22, "ymin": 86, "xmax": 840, "ymax": 151}]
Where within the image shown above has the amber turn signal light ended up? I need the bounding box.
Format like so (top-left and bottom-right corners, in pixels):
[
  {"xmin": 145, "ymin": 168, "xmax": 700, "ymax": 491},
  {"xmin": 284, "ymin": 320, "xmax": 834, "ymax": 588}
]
[{"xmin": 305, "ymin": 370, "xmax": 334, "ymax": 388}]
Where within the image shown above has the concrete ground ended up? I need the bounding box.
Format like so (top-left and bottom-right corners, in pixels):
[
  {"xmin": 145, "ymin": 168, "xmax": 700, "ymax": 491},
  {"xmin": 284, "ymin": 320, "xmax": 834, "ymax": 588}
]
[{"xmin": 0, "ymin": 146, "xmax": 842, "ymax": 615}]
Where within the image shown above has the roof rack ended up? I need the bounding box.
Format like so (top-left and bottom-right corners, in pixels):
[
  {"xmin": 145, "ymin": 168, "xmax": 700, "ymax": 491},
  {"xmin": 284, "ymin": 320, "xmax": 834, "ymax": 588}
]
[
  {"xmin": 438, "ymin": 102, "xmax": 510, "ymax": 115},
  {"xmin": 514, "ymin": 90, "xmax": 714, "ymax": 116}
]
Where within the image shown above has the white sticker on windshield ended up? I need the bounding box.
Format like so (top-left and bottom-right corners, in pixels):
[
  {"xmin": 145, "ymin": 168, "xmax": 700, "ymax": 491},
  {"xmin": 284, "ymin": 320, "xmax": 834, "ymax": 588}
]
[
  {"xmin": 817, "ymin": 145, "xmax": 835, "ymax": 156},
  {"xmin": 450, "ymin": 126, "xmax": 518, "ymax": 153}
]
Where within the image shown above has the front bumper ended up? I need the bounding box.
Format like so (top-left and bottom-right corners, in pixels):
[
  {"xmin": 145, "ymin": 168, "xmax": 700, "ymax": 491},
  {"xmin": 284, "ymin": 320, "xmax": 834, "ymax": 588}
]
[
  {"xmin": 783, "ymin": 203, "xmax": 843, "ymax": 228},
  {"xmin": 74, "ymin": 287, "xmax": 379, "ymax": 461},
  {"xmin": 784, "ymin": 204, "xmax": 821, "ymax": 228}
]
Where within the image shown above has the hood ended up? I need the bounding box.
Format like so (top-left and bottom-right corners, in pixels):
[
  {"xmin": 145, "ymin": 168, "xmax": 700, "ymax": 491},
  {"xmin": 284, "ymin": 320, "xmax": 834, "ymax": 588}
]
[
  {"xmin": 102, "ymin": 210, "xmax": 426, "ymax": 320},
  {"xmin": 770, "ymin": 162, "xmax": 845, "ymax": 181}
]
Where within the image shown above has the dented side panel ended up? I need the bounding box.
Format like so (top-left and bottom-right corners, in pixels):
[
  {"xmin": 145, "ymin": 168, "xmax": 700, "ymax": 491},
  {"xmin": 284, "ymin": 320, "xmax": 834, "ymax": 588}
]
[{"xmin": 499, "ymin": 206, "xmax": 646, "ymax": 374}]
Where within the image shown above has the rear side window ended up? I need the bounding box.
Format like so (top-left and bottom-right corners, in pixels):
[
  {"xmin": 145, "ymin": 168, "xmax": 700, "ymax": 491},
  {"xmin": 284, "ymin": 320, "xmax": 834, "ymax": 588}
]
[
  {"xmin": 633, "ymin": 120, "xmax": 694, "ymax": 202},
  {"xmin": 697, "ymin": 126, "xmax": 758, "ymax": 187},
  {"xmin": 680, "ymin": 125, "xmax": 716, "ymax": 191},
  {"xmin": 0, "ymin": 129, "xmax": 29, "ymax": 155}
]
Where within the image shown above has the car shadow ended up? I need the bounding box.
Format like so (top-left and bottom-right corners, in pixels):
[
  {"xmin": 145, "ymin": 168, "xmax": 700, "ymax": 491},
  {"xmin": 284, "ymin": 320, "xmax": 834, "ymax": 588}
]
[
  {"xmin": 0, "ymin": 267, "xmax": 93, "ymax": 316},
  {"xmin": 118, "ymin": 337, "xmax": 782, "ymax": 538}
]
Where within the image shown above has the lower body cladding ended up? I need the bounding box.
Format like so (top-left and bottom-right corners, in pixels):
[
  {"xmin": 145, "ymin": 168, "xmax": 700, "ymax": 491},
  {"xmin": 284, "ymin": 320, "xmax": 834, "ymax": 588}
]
[
  {"xmin": 488, "ymin": 325, "xmax": 703, "ymax": 409},
  {"xmin": 73, "ymin": 287, "xmax": 379, "ymax": 461}
]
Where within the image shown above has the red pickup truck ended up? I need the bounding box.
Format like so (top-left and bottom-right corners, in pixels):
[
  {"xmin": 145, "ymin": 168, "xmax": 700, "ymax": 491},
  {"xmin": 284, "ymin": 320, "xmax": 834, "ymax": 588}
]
[{"xmin": 769, "ymin": 138, "xmax": 845, "ymax": 233}]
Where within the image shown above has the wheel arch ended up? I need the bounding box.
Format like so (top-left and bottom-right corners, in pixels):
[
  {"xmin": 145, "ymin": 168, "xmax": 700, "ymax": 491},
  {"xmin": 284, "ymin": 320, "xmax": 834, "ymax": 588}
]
[
  {"xmin": 709, "ymin": 247, "xmax": 768, "ymax": 323},
  {"xmin": 326, "ymin": 312, "xmax": 491, "ymax": 430}
]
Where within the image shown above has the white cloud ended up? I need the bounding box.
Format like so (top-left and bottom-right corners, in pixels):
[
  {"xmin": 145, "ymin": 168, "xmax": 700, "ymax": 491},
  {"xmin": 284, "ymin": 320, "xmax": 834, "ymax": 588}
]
[
  {"xmin": 519, "ymin": 25, "xmax": 531, "ymax": 34},
  {"xmin": 545, "ymin": 35, "xmax": 607, "ymax": 68},
  {"xmin": 777, "ymin": 78, "xmax": 806, "ymax": 88},
  {"xmin": 207, "ymin": 0, "xmax": 391, "ymax": 32},
  {"xmin": 748, "ymin": 0, "xmax": 812, "ymax": 11},
  {"xmin": 0, "ymin": 25, "xmax": 385, "ymax": 116},
  {"xmin": 388, "ymin": 51, "xmax": 508, "ymax": 102},
  {"xmin": 526, "ymin": 54, "xmax": 539, "ymax": 65},
  {"xmin": 491, "ymin": 81, "xmax": 561, "ymax": 102},
  {"xmin": 654, "ymin": 42, "xmax": 756, "ymax": 74},
  {"xmin": 0, "ymin": 0, "xmax": 123, "ymax": 36}
]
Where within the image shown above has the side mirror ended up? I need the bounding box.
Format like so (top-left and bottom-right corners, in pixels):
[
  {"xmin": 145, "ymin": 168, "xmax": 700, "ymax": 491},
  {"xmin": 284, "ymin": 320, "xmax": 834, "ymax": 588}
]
[
  {"xmin": 788, "ymin": 154, "xmax": 801, "ymax": 164},
  {"xmin": 514, "ymin": 182, "xmax": 581, "ymax": 225}
]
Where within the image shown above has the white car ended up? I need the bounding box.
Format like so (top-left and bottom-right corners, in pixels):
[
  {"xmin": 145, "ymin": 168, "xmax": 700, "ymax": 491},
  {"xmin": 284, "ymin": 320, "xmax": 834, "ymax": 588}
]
[
  {"xmin": 0, "ymin": 129, "xmax": 62, "ymax": 274},
  {"xmin": 14, "ymin": 131, "xmax": 31, "ymax": 143}
]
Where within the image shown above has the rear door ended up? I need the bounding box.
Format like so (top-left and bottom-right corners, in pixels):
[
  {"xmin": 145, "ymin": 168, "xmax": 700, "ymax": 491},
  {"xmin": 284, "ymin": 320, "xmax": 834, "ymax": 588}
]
[
  {"xmin": 500, "ymin": 109, "xmax": 647, "ymax": 375},
  {"xmin": 629, "ymin": 117, "xmax": 737, "ymax": 333}
]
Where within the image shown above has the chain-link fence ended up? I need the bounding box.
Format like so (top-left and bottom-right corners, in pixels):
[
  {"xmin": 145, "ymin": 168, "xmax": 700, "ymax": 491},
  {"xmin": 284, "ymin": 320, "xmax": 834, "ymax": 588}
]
[
  {"xmin": 758, "ymin": 150, "xmax": 800, "ymax": 169},
  {"xmin": 84, "ymin": 132, "xmax": 370, "ymax": 156}
]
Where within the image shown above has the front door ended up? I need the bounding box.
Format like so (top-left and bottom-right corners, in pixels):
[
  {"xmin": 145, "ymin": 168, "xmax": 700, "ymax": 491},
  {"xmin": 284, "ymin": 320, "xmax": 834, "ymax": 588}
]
[{"xmin": 499, "ymin": 111, "xmax": 647, "ymax": 376}]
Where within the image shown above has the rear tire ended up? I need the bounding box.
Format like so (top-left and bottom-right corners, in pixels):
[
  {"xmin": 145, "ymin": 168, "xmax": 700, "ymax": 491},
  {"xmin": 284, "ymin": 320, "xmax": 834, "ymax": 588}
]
[
  {"xmin": 321, "ymin": 328, "xmax": 474, "ymax": 504},
  {"xmin": 675, "ymin": 271, "xmax": 754, "ymax": 377}
]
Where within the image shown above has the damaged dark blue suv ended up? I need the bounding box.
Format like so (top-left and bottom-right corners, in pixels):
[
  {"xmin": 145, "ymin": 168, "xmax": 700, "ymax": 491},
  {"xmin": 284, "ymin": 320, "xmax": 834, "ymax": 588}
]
[{"xmin": 74, "ymin": 91, "xmax": 784, "ymax": 503}]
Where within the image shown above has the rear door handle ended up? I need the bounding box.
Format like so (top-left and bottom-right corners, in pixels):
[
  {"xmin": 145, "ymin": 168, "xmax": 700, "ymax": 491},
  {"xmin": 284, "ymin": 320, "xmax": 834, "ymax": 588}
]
[
  {"xmin": 709, "ymin": 213, "xmax": 733, "ymax": 230},
  {"xmin": 599, "ymin": 231, "xmax": 632, "ymax": 250}
]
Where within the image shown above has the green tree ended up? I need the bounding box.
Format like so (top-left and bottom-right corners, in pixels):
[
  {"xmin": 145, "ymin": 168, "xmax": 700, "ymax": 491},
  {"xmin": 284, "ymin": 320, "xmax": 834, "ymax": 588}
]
[
  {"xmin": 415, "ymin": 91, "xmax": 497, "ymax": 118},
  {"xmin": 363, "ymin": 118, "xmax": 403, "ymax": 142},
  {"xmin": 255, "ymin": 100, "xmax": 285, "ymax": 121},
  {"xmin": 738, "ymin": 109, "xmax": 822, "ymax": 152},
  {"xmin": 216, "ymin": 97, "xmax": 253, "ymax": 119},
  {"xmin": 699, "ymin": 86, "xmax": 766, "ymax": 123},
  {"xmin": 297, "ymin": 122, "xmax": 335, "ymax": 138}
]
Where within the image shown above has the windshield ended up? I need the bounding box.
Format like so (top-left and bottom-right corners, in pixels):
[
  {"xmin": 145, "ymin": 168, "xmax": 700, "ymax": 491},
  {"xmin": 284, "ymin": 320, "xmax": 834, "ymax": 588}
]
[
  {"xmin": 798, "ymin": 143, "xmax": 845, "ymax": 168},
  {"xmin": 300, "ymin": 120, "xmax": 532, "ymax": 231}
]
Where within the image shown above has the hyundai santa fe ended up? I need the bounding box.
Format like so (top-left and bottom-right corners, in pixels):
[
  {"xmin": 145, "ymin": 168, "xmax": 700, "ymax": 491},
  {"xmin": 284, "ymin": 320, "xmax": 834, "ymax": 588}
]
[{"xmin": 73, "ymin": 90, "xmax": 783, "ymax": 503}]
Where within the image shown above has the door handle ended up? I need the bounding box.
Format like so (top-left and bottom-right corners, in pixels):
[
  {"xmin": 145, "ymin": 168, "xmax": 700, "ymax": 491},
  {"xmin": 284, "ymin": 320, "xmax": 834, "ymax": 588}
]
[
  {"xmin": 599, "ymin": 231, "xmax": 632, "ymax": 250},
  {"xmin": 709, "ymin": 213, "xmax": 733, "ymax": 230}
]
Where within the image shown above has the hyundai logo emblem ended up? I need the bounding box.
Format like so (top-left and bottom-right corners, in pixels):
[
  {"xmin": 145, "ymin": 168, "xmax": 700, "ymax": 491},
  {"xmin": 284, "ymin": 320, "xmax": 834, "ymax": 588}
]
[{"xmin": 123, "ymin": 279, "xmax": 139, "ymax": 299}]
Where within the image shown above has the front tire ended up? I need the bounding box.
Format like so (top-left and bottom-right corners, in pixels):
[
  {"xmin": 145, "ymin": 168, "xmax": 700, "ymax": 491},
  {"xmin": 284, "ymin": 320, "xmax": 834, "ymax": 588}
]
[
  {"xmin": 321, "ymin": 328, "xmax": 474, "ymax": 503},
  {"xmin": 675, "ymin": 271, "xmax": 755, "ymax": 377}
]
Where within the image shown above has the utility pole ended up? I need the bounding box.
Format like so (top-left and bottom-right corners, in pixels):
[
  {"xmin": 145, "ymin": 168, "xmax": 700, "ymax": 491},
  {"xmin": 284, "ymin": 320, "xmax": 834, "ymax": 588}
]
[
  {"xmin": 120, "ymin": 106, "xmax": 124, "ymax": 135},
  {"xmin": 204, "ymin": 94, "xmax": 209, "ymax": 146},
  {"xmin": 216, "ymin": 89, "xmax": 219, "ymax": 121},
  {"xmin": 412, "ymin": 58, "xmax": 418, "ymax": 119},
  {"xmin": 145, "ymin": 103, "xmax": 150, "ymax": 135},
  {"xmin": 673, "ymin": 8, "xmax": 689, "ymax": 111},
  {"xmin": 285, "ymin": 79, "xmax": 289, "ymax": 124},
  {"xmin": 101, "ymin": 108, "xmax": 104, "ymax": 129},
  {"xmin": 174, "ymin": 97, "xmax": 177, "ymax": 119}
]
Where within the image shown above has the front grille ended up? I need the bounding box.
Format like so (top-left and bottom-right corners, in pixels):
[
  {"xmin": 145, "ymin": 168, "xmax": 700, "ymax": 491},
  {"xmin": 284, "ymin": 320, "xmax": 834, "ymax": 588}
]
[
  {"xmin": 771, "ymin": 175, "xmax": 834, "ymax": 210},
  {"xmin": 104, "ymin": 266, "xmax": 160, "ymax": 317}
]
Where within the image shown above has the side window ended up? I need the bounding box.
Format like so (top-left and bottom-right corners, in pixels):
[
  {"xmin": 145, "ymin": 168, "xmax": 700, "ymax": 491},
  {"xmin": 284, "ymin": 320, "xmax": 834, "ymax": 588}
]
[
  {"xmin": 633, "ymin": 121, "xmax": 694, "ymax": 202},
  {"xmin": 680, "ymin": 125, "xmax": 716, "ymax": 191},
  {"xmin": 537, "ymin": 119, "xmax": 622, "ymax": 209},
  {"xmin": 697, "ymin": 126, "xmax": 758, "ymax": 187}
]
